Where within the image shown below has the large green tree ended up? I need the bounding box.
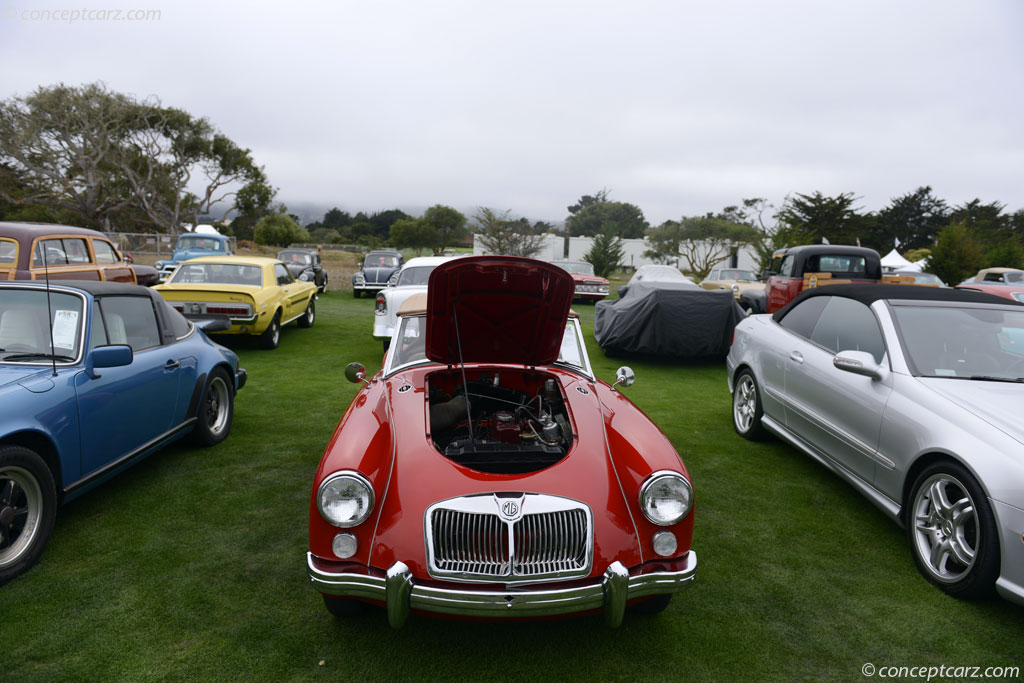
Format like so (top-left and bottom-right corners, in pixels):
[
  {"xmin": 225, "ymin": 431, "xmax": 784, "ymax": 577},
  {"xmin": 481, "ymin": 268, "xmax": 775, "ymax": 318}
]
[
  {"xmin": 253, "ymin": 213, "xmax": 308, "ymax": 247},
  {"xmin": 927, "ymin": 223, "xmax": 984, "ymax": 286},
  {"xmin": 583, "ymin": 231, "xmax": 624, "ymax": 278},
  {"xmin": 565, "ymin": 190, "xmax": 648, "ymax": 238},
  {"xmin": 421, "ymin": 204, "xmax": 467, "ymax": 254},
  {"xmin": 0, "ymin": 82, "xmax": 269, "ymax": 233},
  {"xmin": 647, "ymin": 216, "xmax": 759, "ymax": 279},
  {"xmin": 872, "ymin": 186, "xmax": 949, "ymax": 252},
  {"xmin": 474, "ymin": 208, "xmax": 545, "ymax": 257},
  {"xmin": 777, "ymin": 191, "xmax": 876, "ymax": 247},
  {"xmin": 389, "ymin": 217, "xmax": 437, "ymax": 256}
]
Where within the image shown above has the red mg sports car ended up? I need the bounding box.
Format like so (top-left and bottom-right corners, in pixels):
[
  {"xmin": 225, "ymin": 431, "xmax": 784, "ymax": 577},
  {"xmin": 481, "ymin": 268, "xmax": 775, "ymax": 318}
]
[{"xmin": 306, "ymin": 256, "xmax": 697, "ymax": 627}]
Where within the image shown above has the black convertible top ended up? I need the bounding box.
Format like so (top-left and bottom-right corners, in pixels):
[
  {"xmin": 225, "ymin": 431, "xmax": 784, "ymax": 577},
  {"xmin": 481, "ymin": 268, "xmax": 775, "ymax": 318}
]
[{"xmin": 773, "ymin": 284, "xmax": 1016, "ymax": 322}]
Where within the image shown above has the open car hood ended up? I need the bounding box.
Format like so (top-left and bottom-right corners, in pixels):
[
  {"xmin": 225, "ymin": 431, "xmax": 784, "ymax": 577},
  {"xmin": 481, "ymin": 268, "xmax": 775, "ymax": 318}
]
[{"xmin": 425, "ymin": 256, "xmax": 574, "ymax": 366}]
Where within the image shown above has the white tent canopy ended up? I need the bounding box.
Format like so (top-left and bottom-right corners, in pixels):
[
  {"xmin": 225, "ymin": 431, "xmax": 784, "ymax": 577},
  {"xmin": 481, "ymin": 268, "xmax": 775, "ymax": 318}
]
[{"xmin": 880, "ymin": 248, "xmax": 918, "ymax": 272}]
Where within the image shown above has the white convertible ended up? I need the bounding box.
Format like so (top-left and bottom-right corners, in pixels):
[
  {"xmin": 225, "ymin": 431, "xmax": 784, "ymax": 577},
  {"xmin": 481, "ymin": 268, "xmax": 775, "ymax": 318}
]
[{"xmin": 372, "ymin": 255, "xmax": 460, "ymax": 349}]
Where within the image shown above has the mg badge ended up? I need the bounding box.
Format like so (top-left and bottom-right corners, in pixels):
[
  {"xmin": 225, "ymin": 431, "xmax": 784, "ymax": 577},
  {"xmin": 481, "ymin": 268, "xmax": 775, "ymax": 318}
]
[{"xmin": 495, "ymin": 494, "xmax": 525, "ymax": 521}]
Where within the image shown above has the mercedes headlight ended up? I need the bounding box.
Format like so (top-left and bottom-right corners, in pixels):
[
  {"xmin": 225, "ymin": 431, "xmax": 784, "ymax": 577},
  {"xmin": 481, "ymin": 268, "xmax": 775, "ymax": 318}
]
[
  {"xmin": 317, "ymin": 471, "xmax": 374, "ymax": 528},
  {"xmin": 639, "ymin": 471, "xmax": 693, "ymax": 526}
]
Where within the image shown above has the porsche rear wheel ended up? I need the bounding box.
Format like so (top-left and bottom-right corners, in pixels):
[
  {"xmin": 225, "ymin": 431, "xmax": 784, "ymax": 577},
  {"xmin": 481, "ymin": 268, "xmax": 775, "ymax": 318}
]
[
  {"xmin": 732, "ymin": 370, "xmax": 766, "ymax": 440},
  {"xmin": 191, "ymin": 369, "xmax": 234, "ymax": 447},
  {"xmin": 0, "ymin": 446, "xmax": 56, "ymax": 586},
  {"xmin": 259, "ymin": 312, "xmax": 281, "ymax": 350},
  {"xmin": 907, "ymin": 461, "xmax": 999, "ymax": 599},
  {"xmin": 323, "ymin": 595, "xmax": 365, "ymax": 617},
  {"xmin": 297, "ymin": 297, "xmax": 315, "ymax": 328}
]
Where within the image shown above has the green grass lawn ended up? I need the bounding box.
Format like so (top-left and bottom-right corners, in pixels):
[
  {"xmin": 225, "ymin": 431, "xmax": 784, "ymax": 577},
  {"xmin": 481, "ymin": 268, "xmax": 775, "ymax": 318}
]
[{"xmin": 3, "ymin": 292, "xmax": 1022, "ymax": 682}]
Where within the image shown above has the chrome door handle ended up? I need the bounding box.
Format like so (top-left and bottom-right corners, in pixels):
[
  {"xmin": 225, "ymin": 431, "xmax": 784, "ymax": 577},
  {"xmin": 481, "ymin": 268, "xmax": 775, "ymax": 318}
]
[
  {"xmin": 789, "ymin": 350, "xmax": 804, "ymax": 363},
  {"xmin": 165, "ymin": 359, "xmax": 180, "ymax": 370}
]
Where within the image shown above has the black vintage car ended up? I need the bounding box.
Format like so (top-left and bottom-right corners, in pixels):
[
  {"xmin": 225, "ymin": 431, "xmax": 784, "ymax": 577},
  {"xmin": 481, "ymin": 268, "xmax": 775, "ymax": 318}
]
[
  {"xmin": 277, "ymin": 248, "xmax": 328, "ymax": 292},
  {"xmin": 352, "ymin": 249, "xmax": 403, "ymax": 297}
]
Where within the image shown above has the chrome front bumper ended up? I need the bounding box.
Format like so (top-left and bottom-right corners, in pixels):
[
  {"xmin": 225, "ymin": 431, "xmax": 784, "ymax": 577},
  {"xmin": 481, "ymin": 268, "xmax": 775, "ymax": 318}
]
[{"xmin": 307, "ymin": 552, "xmax": 697, "ymax": 628}]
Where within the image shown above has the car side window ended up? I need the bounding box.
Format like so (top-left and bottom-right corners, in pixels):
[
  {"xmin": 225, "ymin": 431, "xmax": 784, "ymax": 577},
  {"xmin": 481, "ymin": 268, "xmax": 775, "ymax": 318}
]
[
  {"xmin": 34, "ymin": 238, "xmax": 88, "ymax": 266},
  {"xmin": 274, "ymin": 263, "xmax": 293, "ymax": 285},
  {"xmin": 779, "ymin": 254, "xmax": 795, "ymax": 277},
  {"xmin": 809, "ymin": 296, "xmax": 886, "ymax": 363},
  {"xmin": 89, "ymin": 301, "xmax": 108, "ymax": 349},
  {"xmin": 92, "ymin": 239, "xmax": 120, "ymax": 263},
  {"xmin": 778, "ymin": 296, "xmax": 828, "ymax": 339},
  {"xmin": 97, "ymin": 296, "xmax": 161, "ymax": 351}
]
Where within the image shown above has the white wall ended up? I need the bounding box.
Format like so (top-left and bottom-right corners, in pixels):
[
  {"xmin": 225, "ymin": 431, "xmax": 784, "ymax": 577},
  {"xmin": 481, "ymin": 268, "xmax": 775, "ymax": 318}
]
[{"xmin": 473, "ymin": 233, "xmax": 759, "ymax": 274}]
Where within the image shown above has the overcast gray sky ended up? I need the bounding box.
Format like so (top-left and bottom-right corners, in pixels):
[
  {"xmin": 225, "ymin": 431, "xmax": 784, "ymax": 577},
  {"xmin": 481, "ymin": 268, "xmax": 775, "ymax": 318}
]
[{"xmin": 1, "ymin": 0, "xmax": 1021, "ymax": 225}]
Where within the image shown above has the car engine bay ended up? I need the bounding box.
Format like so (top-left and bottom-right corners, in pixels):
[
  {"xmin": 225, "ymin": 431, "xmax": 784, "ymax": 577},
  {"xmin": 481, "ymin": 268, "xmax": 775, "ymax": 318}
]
[{"xmin": 427, "ymin": 369, "xmax": 574, "ymax": 474}]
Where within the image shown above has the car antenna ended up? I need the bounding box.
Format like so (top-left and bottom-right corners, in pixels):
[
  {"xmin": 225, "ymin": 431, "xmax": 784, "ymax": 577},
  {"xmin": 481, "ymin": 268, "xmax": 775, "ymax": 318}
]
[
  {"xmin": 452, "ymin": 301, "xmax": 474, "ymax": 442},
  {"xmin": 41, "ymin": 243, "xmax": 58, "ymax": 377}
]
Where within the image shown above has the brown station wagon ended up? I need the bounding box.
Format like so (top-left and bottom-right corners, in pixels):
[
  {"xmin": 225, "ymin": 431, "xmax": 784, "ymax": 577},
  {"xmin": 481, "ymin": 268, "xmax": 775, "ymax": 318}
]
[{"xmin": 0, "ymin": 222, "xmax": 140, "ymax": 284}]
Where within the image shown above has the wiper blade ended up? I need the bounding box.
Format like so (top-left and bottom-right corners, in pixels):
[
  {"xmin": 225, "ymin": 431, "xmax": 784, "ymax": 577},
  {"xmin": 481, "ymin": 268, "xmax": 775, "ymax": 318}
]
[
  {"xmin": 968, "ymin": 375, "xmax": 1024, "ymax": 383},
  {"xmin": 2, "ymin": 352, "xmax": 76, "ymax": 362}
]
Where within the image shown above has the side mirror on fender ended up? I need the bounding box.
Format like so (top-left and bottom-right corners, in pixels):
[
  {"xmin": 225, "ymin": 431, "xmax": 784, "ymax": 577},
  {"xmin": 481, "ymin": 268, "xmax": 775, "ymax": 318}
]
[
  {"xmin": 612, "ymin": 366, "xmax": 635, "ymax": 391},
  {"xmin": 833, "ymin": 350, "xmax": 884, "ymax": 381},
  {"xmin": 345, "ymin": 362, "xmax": 368, "ymax": 385}
]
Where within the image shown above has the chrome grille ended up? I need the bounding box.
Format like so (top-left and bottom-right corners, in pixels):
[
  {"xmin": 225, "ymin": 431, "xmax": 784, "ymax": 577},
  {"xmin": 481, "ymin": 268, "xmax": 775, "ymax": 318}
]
[
  {"xmin": 426, "ymin": 494, "xmax": 593, "ymax": 583},
  {"xmin": 430, "ymin": 509, "xmax": 510, "ymax": 576},
  {"xmin": 512, "ymin": 509, "xmax": 588, "ymax": 576}
]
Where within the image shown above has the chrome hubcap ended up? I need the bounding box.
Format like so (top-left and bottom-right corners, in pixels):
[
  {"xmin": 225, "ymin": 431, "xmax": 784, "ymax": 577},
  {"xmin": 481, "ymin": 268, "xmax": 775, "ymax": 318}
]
[
  {"xmin": 733, "ymin": 376, "xmax": 757, "ymax": 432},
  {"xmin": 0, "ymin": 466, "xmax": 42, "ymax": 567},
  {"xmin": 912, "ymin": 473, "xmax": 978, "ymax": 583},
  {"xmin": 204, "ymin": 377, "xmax": 230, "ymax": 435}
]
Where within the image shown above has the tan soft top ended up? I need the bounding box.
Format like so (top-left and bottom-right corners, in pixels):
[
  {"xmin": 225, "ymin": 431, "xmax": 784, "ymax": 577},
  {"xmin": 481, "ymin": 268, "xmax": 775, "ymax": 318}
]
[
  {"xmin": 397, "ymin": 293, "xmax": 428, "ymax": 317},
  {"xmin": 398, "ymin": 292, "xmax": 579, "ymax": 319}
]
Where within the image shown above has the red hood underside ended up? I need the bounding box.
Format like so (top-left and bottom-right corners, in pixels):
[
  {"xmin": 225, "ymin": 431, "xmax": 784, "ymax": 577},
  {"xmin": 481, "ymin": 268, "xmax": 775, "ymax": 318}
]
[{"xmin": 425, "ymin": 256, "xmax": 574, "ymax": 366}]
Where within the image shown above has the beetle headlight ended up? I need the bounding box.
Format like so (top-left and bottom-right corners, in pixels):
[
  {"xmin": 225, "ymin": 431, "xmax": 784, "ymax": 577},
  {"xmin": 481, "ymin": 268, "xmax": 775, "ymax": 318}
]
[
  {"xmin": 639, "ymin": 471, "xmax": 693, "ymax": 526},
  {"xmin": 317, "ymin": 471, "xmax": 374, "ymax": 528}
]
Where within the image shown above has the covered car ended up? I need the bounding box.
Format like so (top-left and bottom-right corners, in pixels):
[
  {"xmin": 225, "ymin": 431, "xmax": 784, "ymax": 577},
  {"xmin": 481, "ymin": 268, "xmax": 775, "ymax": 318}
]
[
  {"xmin": 307, "ymin": 256, "xmax": 697, "ymax": 627},
  {"xmin": 595, "ymin": 281, "xmax": 744, "ymax": 358}
]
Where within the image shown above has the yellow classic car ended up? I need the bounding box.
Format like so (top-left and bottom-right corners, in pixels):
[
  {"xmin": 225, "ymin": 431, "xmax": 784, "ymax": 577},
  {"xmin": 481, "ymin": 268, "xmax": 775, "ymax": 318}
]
[{"xmin": 154, "ymin": 255, "xmax": 317, "ymax": 349}]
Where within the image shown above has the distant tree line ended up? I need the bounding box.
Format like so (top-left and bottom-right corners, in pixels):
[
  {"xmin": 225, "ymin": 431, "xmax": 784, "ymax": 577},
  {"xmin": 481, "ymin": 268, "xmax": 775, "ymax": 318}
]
[{"xmin": 3, "ymin": 83, "xmax": 1020, "ymax": 283}]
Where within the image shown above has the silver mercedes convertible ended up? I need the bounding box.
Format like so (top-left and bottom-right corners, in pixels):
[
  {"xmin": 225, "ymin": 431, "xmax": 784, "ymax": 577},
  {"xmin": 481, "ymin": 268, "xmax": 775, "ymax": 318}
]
[{"xmin": 726, "ymin": 284, "xmax": 1024, "ymax": 605}]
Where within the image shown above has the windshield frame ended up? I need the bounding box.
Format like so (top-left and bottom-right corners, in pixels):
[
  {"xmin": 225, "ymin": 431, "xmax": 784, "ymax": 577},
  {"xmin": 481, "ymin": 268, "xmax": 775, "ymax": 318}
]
[
  {"xmin": 383, "ymin": 315, "xmax": 594, "ymax": 380},
  {"xmin": 0, "ymin": 285, "xmax": 88, "ymax": 367}
]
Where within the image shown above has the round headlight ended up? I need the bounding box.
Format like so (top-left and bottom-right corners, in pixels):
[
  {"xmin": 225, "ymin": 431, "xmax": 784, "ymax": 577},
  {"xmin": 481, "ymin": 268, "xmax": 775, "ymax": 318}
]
[
  {"xmin": 652, "ymin": 530, "xmax": 678, "ymax": 557},
  {"xmin": 317, "ymin": 472, "xmax": 374, "ymax": 528},
  {"xmin": 639, "ymin": 471, "xmax": 693, "ymax": 526},
  {"xmin": 300, "ymin": 272, "xmax": 312, "ymax": 281}
]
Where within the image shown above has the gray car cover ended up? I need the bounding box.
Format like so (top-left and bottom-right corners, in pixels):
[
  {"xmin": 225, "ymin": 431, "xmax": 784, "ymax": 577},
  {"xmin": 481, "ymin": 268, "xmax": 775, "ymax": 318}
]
[{"xmin": 594, "ymin": 282, "xmax": 745, "ymax": 358}]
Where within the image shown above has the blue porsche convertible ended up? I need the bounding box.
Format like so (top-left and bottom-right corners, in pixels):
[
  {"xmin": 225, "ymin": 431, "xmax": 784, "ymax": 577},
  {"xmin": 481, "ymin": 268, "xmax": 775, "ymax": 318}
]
[{"xmin": 0, "ymin": 280, "xmax": 246, "ymax": 584}]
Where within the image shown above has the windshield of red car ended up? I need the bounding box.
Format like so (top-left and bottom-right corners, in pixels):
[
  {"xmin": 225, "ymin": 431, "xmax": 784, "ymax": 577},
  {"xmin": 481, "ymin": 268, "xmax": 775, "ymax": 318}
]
[
  {"xmin": 169, "ymin": 263, "xmax": 263, "ymax": 286},
  {"xmin": 891, "ymin": 304, "xmax": 1024, "ymax": 380},
  {"xmin": 0, "ymin": 288, "xmax": 85, "ymax": 363}
]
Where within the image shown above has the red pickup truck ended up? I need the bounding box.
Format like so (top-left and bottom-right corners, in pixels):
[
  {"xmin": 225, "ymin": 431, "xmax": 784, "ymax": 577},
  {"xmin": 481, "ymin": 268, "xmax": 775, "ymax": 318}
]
[{"xmin": 738, "ymin": 245, "xmax": 883, "ymax": 314}]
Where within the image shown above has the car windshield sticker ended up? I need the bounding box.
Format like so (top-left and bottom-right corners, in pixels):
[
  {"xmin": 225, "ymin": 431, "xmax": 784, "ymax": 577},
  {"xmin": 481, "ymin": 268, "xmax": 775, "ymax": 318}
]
[{"xmin": 52, "ymin": 309, "xmax": 79, "ymax": 348}]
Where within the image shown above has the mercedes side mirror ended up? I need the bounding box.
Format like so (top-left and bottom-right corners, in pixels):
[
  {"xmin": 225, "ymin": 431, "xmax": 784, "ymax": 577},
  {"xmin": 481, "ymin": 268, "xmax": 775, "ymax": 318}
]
[{"xmin": 833, "ymin": 350, "xmax": 884, "ymax": 381}]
